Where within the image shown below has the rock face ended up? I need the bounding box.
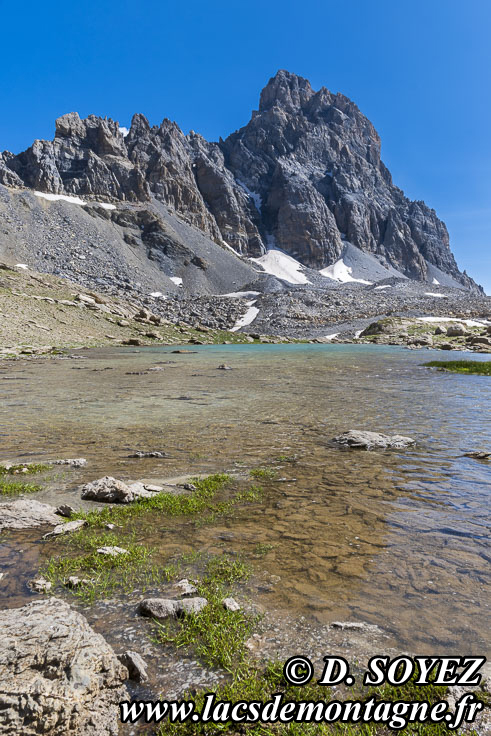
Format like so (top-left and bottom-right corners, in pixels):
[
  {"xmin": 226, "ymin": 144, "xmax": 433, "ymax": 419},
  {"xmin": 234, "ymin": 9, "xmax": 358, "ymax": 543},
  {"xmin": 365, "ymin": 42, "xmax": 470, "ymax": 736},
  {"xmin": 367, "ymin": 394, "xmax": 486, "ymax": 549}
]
[
  {"xmin": 0, "ymin": 70, "xmax": 479, "ymax": 291},
  {"xmin": 0, "ymin": 597, "xmax": 127, "ymax": 736}
]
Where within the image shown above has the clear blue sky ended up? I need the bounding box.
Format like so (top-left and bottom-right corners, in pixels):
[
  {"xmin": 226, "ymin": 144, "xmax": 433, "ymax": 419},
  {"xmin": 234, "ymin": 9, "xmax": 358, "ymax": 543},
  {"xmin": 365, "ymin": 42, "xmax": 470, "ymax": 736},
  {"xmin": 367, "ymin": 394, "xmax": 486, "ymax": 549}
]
[{"xmin": 1, "ymin": 0, "xmax": 490, "ymax": 292}]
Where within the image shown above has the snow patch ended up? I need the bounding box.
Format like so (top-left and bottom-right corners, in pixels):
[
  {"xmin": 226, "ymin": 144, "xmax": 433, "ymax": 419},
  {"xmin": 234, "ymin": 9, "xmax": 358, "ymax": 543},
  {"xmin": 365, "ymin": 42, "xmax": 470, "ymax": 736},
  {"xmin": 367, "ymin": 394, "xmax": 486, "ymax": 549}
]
[
  {"xmin": 323, "ymin": 333, "xmax": 339, "ymax": 341},
  {"xmin": 169, "ymin": 277, "xmax": 183, "ymax": 287},
  {"xmin": 319, "ymin": 258, "xmax": 372, "ymax": 285},
  {"xmin": 222, "ymin": 241, "xmax": 241, "ymax": 255},
  {"xmin": 35, "ymin": 191, "xmax": 116, "ymax": 210},
  {"xmin": 236, "ymin": 179, "xmax": 262, "ymax": 211},
  {"xmin": 222, "ymin": 291, "xmax": 261, "ymax": 298},
  {"xmin": 374, "ymin": 284, "xmax": 392, "ymax": 290},
  {"xmin": 15, "ymin": 263, "xmax": 28, "ymax": 270},
  {"xmin": 230, "ymin": 301, "xmax": 259, "ymax": 332},
  {"xmin": 425, "ymin": 292, "xmax": 447, "ymax": 298},
  {"xmin": 95, "ymin": 202, "xmax": 116, "ymax": 210},
  {"xmin": 432, "ymin": 278, "xmax": 440, "ymax": 285},
  {"xmin": 418, "ymin": 317, "xmax": 490, "ymax": 327},
  {"xmin": 35, "ymin": 191, "xmax": 86, "ymax": 205},
  {"xmin": 250, "ymin": 249, "xmax": 311, "ymax": 285},
  {"xmin": 149, "ymin": 292, "xmax": 167, "ymax": 299}
]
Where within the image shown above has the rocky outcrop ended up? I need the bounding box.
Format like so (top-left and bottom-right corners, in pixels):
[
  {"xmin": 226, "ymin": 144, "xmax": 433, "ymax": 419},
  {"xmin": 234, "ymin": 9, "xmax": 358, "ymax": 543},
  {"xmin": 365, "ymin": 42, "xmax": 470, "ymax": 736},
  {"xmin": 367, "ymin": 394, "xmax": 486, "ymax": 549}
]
[
  {"xmin": 0, "ymin": 71, "xmax": 480, "ymax": 290},
  {"xmin": 0, "ymin": 597, "xmax": 127, "ymax": 735}
]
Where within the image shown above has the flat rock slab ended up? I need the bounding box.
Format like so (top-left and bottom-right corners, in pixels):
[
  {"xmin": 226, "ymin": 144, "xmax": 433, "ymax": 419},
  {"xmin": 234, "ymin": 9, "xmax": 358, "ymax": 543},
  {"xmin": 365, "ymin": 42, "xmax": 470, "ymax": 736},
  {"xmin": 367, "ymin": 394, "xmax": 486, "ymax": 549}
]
[
  {"xmin": 0, "ymin": 499, "xmax": 60, "ymax": 531},
  {"xmin": 43, "ymin": 519, "xmax": 87, "ymax": 539},
  {"xmin": 332, "ymin": 430, "xmax": 415, "ymax": 450},
  {"xmin": 0, "ymin": 597, "xmax": 127, "ymax": 735}
]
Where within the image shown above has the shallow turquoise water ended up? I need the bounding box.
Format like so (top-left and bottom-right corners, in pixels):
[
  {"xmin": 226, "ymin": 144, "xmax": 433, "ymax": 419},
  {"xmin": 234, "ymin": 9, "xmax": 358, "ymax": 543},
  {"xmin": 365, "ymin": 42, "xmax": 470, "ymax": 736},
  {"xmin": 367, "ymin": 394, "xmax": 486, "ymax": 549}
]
[{"xmin": 0, "ymin": 344, "xmax": 490, "ymax": 656}]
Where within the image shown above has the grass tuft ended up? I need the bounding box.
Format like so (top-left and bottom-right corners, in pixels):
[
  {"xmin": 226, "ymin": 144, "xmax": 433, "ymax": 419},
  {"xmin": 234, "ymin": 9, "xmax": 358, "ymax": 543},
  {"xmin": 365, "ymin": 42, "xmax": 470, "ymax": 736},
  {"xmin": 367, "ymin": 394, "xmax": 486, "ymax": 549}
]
[
  {"xmin": 423, "ymin": 360, "xmax": 491, "ymax": 376},
  {"xmin": 0, "ymin": 480, "xmax": 41, "ymax": 496}
]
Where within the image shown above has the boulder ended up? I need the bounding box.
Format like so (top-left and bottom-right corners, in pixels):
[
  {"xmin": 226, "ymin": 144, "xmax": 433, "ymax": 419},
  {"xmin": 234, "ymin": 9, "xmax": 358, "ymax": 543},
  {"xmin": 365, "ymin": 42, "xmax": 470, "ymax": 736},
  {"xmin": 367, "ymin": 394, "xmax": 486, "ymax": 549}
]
[
  {"xmin": 0, "ymin": 597, "xmax": 127, "ymax": 735},
  {"xmin": 81, "ymin": 476, "xmax": 137, "ymax": 503},
  {"xmin": 333, "ymin": 430, "xmax": 415, "ymax": 450},
  {"xmin": 223, "ymin": 597, "xmax": 241, "ymax": 612},
  {"xmin": 118, "ymin": 651, "xmax": 148, "ymax": 683},
  {"xmin": 0, "ymin": 499, "xmax": 60, "ymax": 531},
  {"xmin": 138, "ymin": 598, "xmax": 179, "ymax": 619},
  {"xmin": 138, "ymin": 596, "xmax": 208, "ymax": 620},
  {"xmin": 55, "ymin": 504, "xmax": 75, "ymax": 518},
  {"xmin": 446, "ymin": 325, "xmax": 467, "ymax": 337}
]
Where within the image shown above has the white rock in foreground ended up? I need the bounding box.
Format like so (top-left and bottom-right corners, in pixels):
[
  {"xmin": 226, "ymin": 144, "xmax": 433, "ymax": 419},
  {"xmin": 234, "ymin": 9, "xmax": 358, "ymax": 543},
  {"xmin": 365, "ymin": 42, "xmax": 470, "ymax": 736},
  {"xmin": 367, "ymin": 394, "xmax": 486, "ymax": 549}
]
[
  {"xmin": 0, "ymin": 597, "xmax": 127, "ymax": 735},
  {"xmin": 81, "ymin": 476, "xmax": 161, "ymax": 503},
  {"xmin": 333, "ymin": 430, "xmax": 415, "ymax": 450}
]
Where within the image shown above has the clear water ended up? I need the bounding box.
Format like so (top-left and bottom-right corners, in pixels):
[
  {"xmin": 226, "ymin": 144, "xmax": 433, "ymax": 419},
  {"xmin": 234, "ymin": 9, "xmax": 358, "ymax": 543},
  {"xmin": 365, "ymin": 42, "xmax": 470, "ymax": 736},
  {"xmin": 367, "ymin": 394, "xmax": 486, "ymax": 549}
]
[{"xmin": 1, "ymin": 344, "xmax": 490, "ymax": 661}]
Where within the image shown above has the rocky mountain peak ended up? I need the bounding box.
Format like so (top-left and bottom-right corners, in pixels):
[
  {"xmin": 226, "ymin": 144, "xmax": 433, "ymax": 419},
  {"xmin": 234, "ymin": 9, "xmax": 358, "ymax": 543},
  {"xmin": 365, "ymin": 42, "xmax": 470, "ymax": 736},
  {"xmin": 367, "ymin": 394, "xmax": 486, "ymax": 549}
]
[
  {"xmin": 258, "ymin": 70, "xmax": 314, "ymax": 112},
  {"xmin": 0, "ymin": 71, "xmax": 481, "ymax": 292}
]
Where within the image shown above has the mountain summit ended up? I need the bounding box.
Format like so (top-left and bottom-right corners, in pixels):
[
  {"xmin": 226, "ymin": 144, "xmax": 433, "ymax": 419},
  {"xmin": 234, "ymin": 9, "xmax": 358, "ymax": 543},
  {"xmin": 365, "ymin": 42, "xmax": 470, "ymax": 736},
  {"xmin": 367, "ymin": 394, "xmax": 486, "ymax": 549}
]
[{"xmin": 0, "ymin": 70, "xmax": 479, "ymax": 291}]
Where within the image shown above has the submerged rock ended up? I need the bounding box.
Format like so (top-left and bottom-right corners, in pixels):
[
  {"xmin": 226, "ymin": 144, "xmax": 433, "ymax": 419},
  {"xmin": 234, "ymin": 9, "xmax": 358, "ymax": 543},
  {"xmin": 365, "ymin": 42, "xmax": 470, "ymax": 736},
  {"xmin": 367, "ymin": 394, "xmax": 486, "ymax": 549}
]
[
  {"xmin": 463, "ymin": 451, "xmax": 490, "ymax": 460},
  {"xmin": 0, "ymin": 597, "xmax": 127, "ymax": 735},
  {"xmin": 118, "ymin": 651, "xmax": 148, "ymax": 683},
  {"xmin": 28, "ymin": 577, "xmax": 52, "ymax": 593},
  {"xmin": 332, "ymin": 430, "xmax": 415, "ymax": 450},
  {"xmin": 0, "ymin": 499, "xmax": 60, "ymax": 531}
]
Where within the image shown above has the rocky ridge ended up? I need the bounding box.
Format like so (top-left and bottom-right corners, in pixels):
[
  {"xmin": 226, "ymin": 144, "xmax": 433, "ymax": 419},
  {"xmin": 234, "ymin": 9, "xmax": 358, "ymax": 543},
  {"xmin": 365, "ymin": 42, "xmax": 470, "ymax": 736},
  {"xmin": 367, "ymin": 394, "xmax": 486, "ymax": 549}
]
[{"xmin": 0, "ymin": 71, "xmax": 481, "ymax": 294}]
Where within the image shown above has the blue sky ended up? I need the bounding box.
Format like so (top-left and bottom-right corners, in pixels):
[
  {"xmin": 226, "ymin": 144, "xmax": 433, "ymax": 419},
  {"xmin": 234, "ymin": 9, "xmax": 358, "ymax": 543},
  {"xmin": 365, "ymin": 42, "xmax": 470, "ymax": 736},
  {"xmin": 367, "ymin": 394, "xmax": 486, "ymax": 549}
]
[{"xmin": 1, "ymin": 0, "xmax": 490, "ymax": 292}]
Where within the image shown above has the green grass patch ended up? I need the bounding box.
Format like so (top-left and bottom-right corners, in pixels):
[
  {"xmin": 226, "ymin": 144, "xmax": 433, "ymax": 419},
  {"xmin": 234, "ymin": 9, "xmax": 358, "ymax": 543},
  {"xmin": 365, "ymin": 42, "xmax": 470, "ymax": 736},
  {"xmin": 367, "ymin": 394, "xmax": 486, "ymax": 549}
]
[
  {"xmin": 0, "ymin": 463, "xmax": 51, "ymax": 475},
  {"xmin": 40, "ymin": 528, "xmax": 176, "ymax": 603},
  {"xmin": 0, "ymin": 479, "xmax": 42, "ymax": 496},
  {"xmin": 423, "ymin": 360, "xmax": 491, "ymax": 376},
  {"xmin": 71, "ymin": 473, "xmax": 232, "ymax": 528},
  {"xmin": 250, "ymin": 467, "xmax": 277, "ymax": 480},
  {"xmin": 275, "ymin": 454, "xmax": 297, "ymax": 463},
  {"xmin": 155, "ymin": 554, "xmax": 255, "ymax": 673},
  {"xmin": 253, "ymin": 542, "xmax": 275, "ymax": 556}
]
